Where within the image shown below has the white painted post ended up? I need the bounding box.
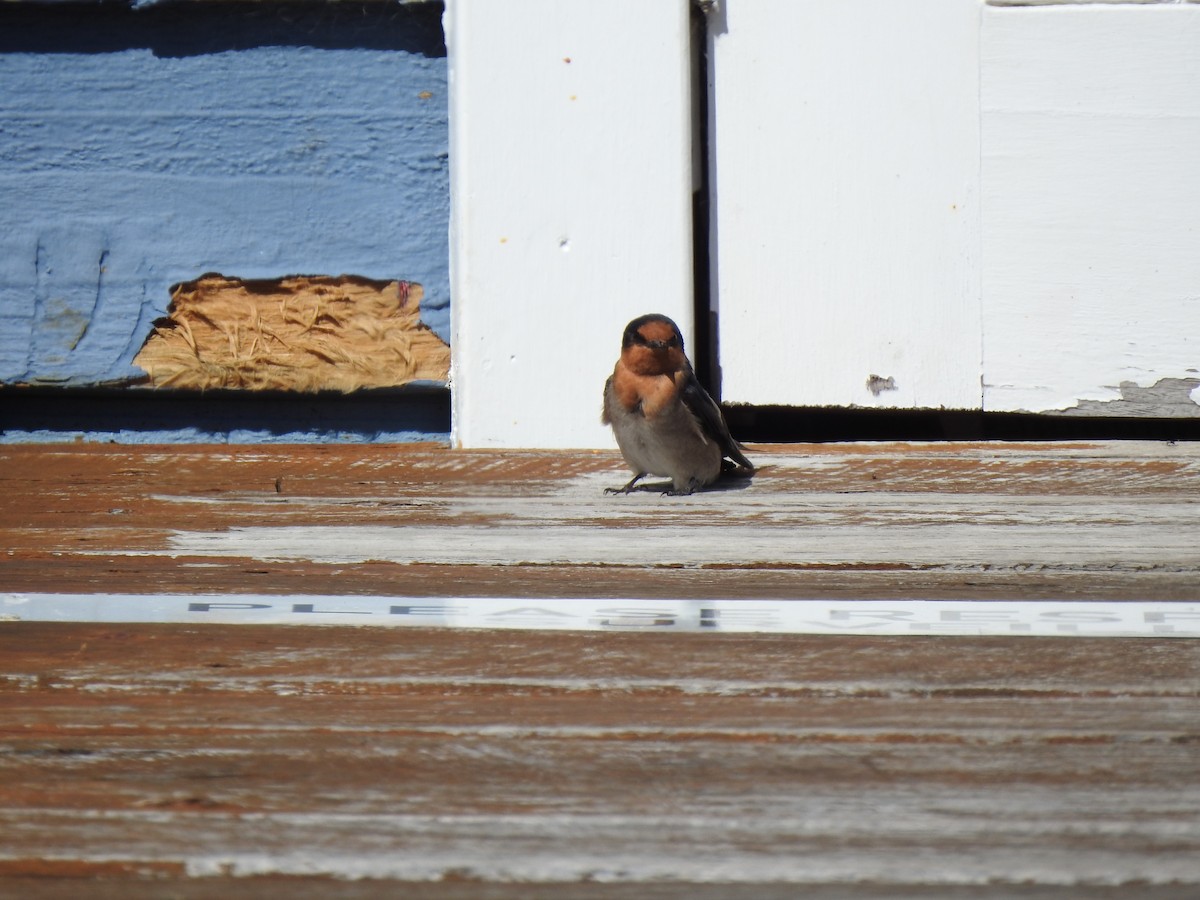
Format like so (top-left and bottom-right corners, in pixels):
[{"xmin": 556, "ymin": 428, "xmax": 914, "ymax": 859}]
[
  {"xmin": 709, "ymin": 0, "xmax": 983, "ymax": 411},
  {"xmin": 981, "ymin": 3, "xmax": 1200, "ymax": 415},
  {"xmin": 446, "ymin": 0, "xmax": 696, "ymax": 448}
]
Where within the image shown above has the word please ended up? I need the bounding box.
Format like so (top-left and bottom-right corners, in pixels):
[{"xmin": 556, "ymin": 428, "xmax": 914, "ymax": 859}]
[
  {"xmin": 4, "ymin": 595, "xmax": 1194, "ymax": 637},
  {"xmin": 180, "ymin": 598, "xmax": 1200, "ymax": 636}
]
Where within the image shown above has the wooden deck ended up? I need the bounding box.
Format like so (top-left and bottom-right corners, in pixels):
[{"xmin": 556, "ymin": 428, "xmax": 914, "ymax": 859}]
[{"xmin": 1, "ymin": 441, "xmax": 1199, "ymax": 897}]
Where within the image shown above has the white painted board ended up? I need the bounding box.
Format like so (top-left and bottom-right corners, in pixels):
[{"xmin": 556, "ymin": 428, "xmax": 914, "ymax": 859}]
[
  {"xmin": 709, "ymin": 0, "xmax": 983, "ymax": 410},
  {"xmin": 446, "ymin": 0, "xmax": 695, "ymax": 448},
  {"xmin": 5, "ymin": 594, "xmax": 1198, "ymax": 638},
  {"xmin": 981, "ymin": 4, "xmax": 1200, "ymax": 415}
]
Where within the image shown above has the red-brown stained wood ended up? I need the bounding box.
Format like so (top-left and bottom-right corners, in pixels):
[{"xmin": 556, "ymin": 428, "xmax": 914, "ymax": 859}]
[
  {"xmin": 1, "ymin": 625, "xmax": 1199, "ymax": 896},
  {"xmin": 2, "ymin": 441, "xmax": 1199, "ymax": 598},
  {"xmin": 1, "ymin": 442, "xmax": 1199, "ymax": 896}
]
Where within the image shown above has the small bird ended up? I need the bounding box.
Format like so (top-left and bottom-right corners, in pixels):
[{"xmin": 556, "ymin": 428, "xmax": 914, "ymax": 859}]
[{"xmin": 602, "ymin": 313, "xmax": 754, "ymax": 495}]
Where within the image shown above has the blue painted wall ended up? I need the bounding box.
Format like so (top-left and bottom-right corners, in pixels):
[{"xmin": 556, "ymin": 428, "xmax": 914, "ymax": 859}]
[{"xmin": 0, "ymin": 2, "xmax": 450, "ymax": 389}]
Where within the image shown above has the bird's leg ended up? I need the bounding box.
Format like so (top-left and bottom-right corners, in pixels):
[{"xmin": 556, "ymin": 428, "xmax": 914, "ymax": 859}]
[
  {"xmin": 605, "ymin": 472, "xmax": 647, "ymax": 495},
  {"xmin": 662, "ymin": 477, "xmax": 702, "ymax": 497}
]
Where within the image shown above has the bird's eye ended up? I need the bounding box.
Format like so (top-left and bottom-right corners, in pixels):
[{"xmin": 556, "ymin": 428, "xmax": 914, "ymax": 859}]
[{"xmin": 627, "ymin": 328, "xmax": 680, "ymax": 350}]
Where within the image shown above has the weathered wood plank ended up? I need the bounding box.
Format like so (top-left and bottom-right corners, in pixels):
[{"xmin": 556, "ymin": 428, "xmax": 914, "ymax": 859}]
[
  {"xmin": 0, "ymin": 625, "xmax": 1198, "ymax": 893},
  {"xmin": 2, "ymin": 442, "xmax": 1198, "ymax": 599},
  {"xmin": 1, "ymin": 443, "xmax": 1199, "ymax": 895}
]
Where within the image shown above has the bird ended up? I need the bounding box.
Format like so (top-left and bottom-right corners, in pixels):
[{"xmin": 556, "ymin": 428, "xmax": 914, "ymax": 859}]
[{"xmin": 602, "ymin": 313, "xmax": 754, "ymax": 495}]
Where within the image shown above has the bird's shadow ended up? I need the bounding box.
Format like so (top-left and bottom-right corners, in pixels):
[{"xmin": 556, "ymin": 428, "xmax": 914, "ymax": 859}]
[{"xmin": 605, "ymin": 466, "xmax": 762, "ymax": 497}]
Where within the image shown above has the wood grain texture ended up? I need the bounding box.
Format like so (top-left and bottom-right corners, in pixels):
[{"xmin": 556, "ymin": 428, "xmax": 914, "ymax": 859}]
[
  {"xmin": 1, "ymin": 624, "xmax": 1198, "ymax": 895},
  {"xmin": 1, "ymin": 441, "xmax": 1199, "ymax": 895},
  {"xmin": 2, "ymin": 441, "xmax": 1198, "ymax": 600}
]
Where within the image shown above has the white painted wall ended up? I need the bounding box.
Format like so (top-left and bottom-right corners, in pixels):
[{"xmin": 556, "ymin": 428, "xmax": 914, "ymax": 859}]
[
  {"xmin": 981, "ymin": 3, "xmax": 1200, "ymax": 414},
  {"xmin": 446, "ymin": 0, "xmax": 695, "ymax": 448},
  {"xmin": 448, "ymin": 0, "xmax": 1200, "ymax": 446},
  {"xmin": 709, "ymin": 0, "xmax": 983, "ymax": 410}
]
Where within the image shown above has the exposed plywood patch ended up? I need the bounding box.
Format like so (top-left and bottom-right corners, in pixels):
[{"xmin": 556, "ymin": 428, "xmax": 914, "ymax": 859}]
[{"xmin": 133, "ymin": 275, "xmax": 449, "ymax": 392}]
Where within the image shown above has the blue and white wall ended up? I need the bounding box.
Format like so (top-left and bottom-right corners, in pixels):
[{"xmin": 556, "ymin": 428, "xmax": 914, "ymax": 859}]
[
  {"xmin": 5, "ymin": 0, "xmax": 1199, "ymax": 447},
  {"xmin": 0, "ymin": 2, "xmax": 449, "ymax": 387}
]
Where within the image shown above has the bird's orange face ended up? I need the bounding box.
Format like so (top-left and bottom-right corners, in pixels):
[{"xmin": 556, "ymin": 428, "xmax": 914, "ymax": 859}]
[{"xmin": 621, "ymin": 317, "xmax": 687, "ymax": 376}]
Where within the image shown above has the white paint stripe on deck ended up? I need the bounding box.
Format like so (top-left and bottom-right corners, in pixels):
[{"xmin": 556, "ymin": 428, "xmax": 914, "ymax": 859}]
[{"xmin": 2, "ymin": 594, "xmax": 1198, "ymax": 637}]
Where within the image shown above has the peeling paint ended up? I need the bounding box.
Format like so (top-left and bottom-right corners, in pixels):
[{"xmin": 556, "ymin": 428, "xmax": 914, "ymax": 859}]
[
  {"xmin": 866, "ymin": 374, "xmax": 898, "ymax": 397},
  {"xmin": 1058, "ymin": 377, "xmax": 1200, "ymax": 418}
]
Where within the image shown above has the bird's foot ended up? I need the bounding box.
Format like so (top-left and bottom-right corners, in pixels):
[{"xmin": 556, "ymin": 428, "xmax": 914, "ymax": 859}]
[
  {"xmin": 661, "ymin": 477, "xmax": 702, "ymax": 497},
  {"xmin": 604, "ymin": 473, "xmax": 647, "ymax": 495}
]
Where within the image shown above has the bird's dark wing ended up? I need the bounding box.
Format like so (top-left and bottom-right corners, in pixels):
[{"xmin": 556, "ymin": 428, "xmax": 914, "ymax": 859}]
[
  {"xmin": 601, "ymin": 375, "xmax": 613, "ymax": 425},
  {"xmin": 678, "ymin": 368, "xmax": 754, "ymax": 471}
]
